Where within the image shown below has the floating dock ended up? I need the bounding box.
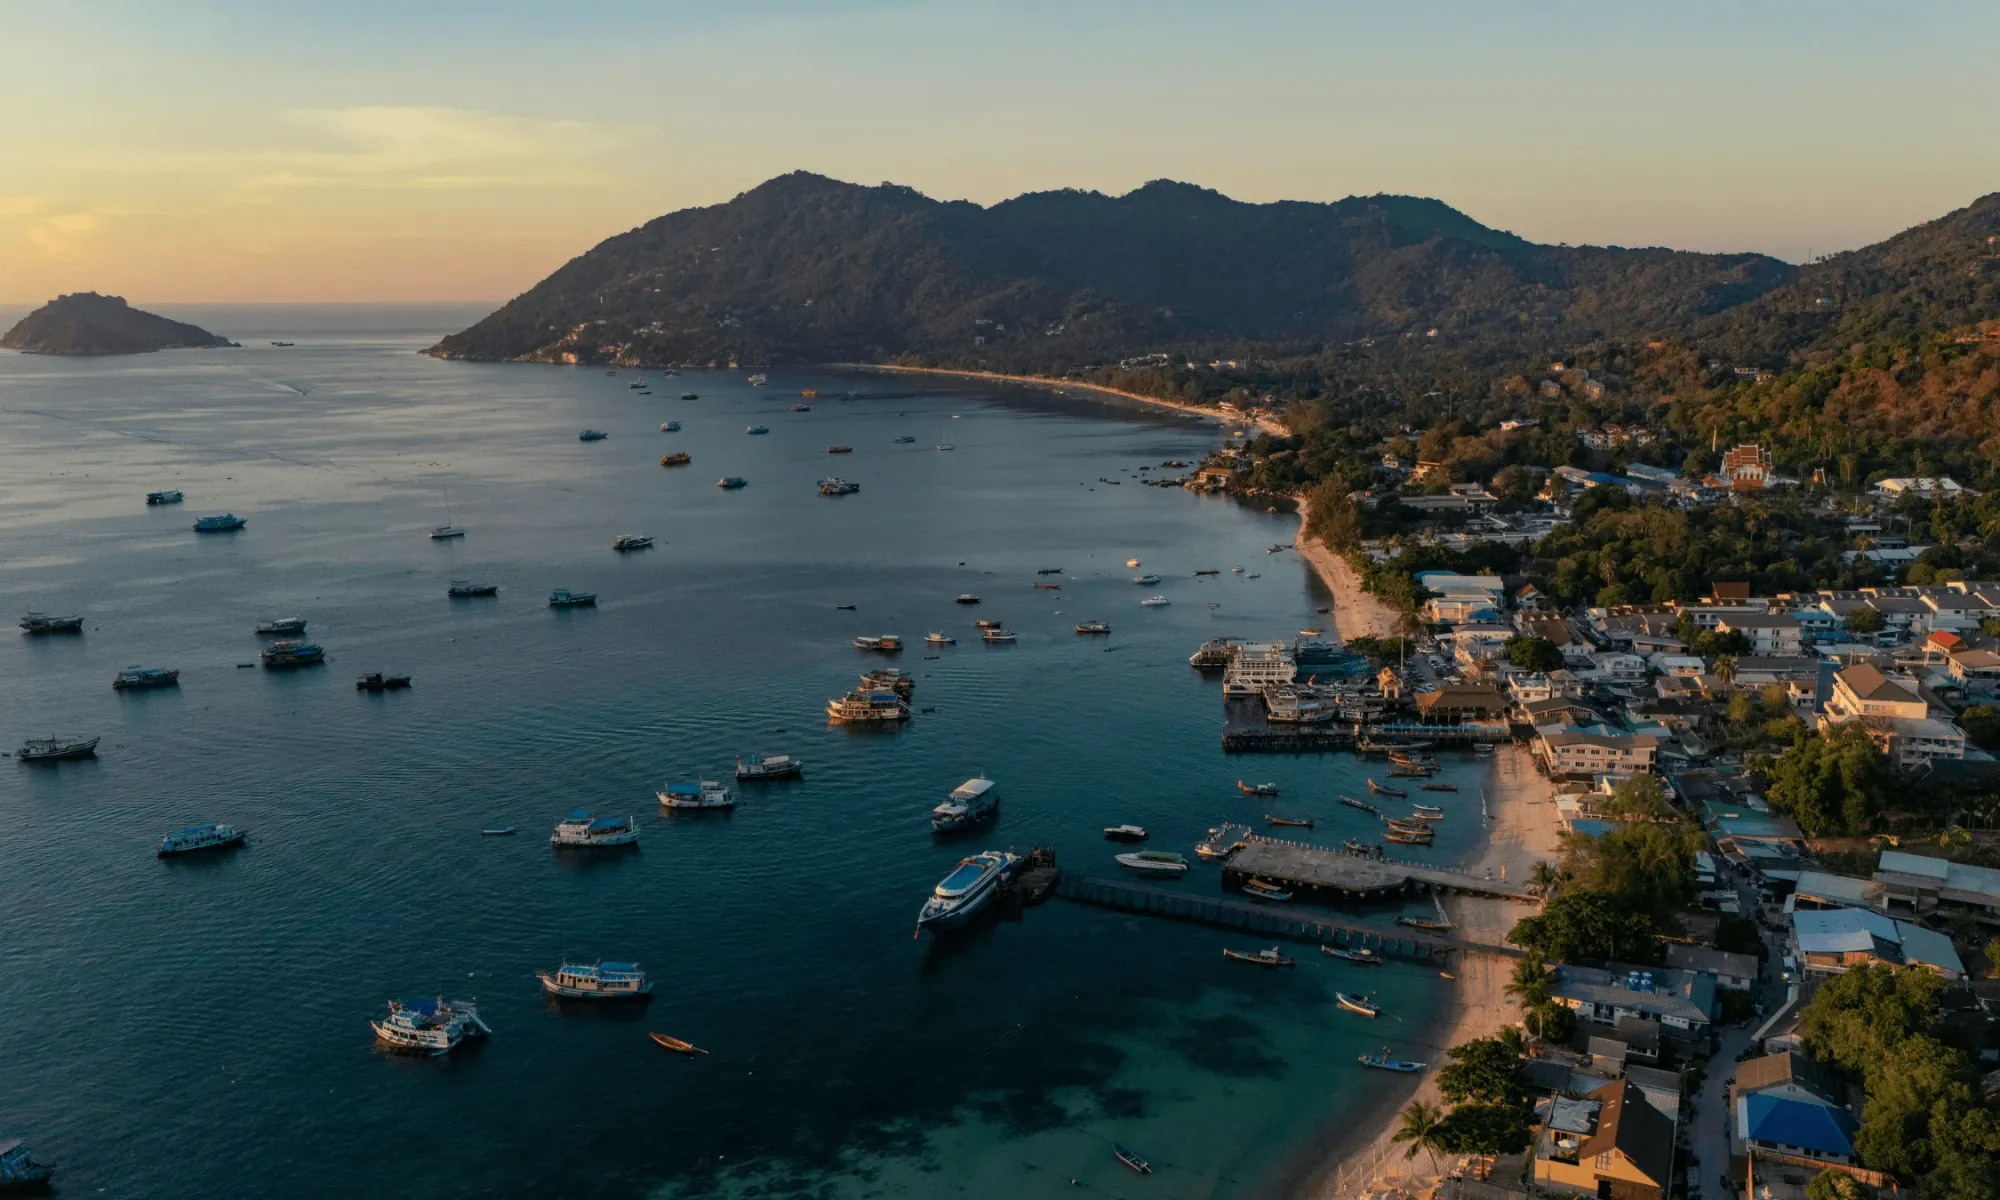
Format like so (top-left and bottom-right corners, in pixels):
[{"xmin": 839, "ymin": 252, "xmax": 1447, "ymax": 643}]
[{"xmin": 1222, "ymin": 836, "xmax": 1533, "ymax": 903}]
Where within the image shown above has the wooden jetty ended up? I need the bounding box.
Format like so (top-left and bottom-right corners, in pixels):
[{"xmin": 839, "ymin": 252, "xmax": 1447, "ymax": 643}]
[
  {"xmin": 1053, "ymin": 875, "xmax": 1519, "ymax": 961},
  {"xmin": 1223, "ymin": 721, "xmax": 1509, "ymax": 754},
  {"xmin": 1221, "ymin": 836, "xmax": 1534, "ymax": 904}
]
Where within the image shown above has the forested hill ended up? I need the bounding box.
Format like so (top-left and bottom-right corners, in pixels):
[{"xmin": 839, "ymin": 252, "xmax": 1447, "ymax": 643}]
[
  {"xmin": 1, "ymin": 293, "xmax": 235, "ymax": 356},
  {"xmin": 428, "ymin": 172, "xmax": 1795, "ymax": 368}
]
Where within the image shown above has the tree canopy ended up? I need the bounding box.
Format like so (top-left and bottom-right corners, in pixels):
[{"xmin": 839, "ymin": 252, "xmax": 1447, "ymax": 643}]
[{"xmin": 1762, "ymin": 724, "xmax": 1890, "ymax": 836}]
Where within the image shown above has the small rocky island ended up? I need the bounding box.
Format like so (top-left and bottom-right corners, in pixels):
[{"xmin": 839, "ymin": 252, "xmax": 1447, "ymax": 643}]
[{"xmin": 1, "ymin": 292, "xmax": 237, "ymax": 356}]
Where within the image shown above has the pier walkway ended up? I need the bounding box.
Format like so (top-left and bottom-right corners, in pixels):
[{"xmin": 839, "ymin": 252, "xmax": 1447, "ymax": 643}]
[
  {"xmin": 1221, "ymin": 721, "xmax": 1510, "ymax": 753},
  {"xmin": 1223, "ymin": 836, "xmax": 1535, "ymax": 903},
  {"xmin": 1052, "ymin": 874, "xmax": 1522, "ymax": 961}
]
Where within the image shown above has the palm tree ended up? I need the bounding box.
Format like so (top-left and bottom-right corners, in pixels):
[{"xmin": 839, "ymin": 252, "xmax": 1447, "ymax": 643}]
[
  {"xmin": 1392, "ymin": 1099, "xmax": 1447, "ymax": 1172},
  {"xmin": 1528, "ymin": 859, "xmax": 1562, "ymax": 900},
  {"xmin": 1715, "ymin": 653, "xmax": 1739, "ymax": 689}
]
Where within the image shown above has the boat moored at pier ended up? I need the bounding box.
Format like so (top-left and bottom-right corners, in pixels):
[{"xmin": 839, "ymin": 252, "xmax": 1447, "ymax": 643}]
[
  {"xmin": 1222, "ymin": 946, "xmax": 1295, "ymax": 967},
  {"xmin": 915, "ymin": 848, "xmax": 1021, "ymax": 934}
]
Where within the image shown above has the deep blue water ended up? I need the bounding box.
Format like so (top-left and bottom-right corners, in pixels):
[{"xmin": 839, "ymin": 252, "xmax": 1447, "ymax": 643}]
[{"xmin": 0, "ymin": 306, "xmax": 1471, "ymax": 1199}]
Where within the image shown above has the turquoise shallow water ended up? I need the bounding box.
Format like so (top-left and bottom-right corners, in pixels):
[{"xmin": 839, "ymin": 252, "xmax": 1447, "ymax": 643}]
[{"xmin": 0, "ymin": 307, "xmax": 1466, "ymax": 1198}]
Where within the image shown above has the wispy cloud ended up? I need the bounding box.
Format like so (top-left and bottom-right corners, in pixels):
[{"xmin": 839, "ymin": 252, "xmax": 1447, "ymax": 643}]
[
  {"xmin": 0, "ymin": 194, "xmax": 44, "ymax": 217},
  {"xmin": 255, "ymin": 106, "xmax": 652, "ymax": 191}
]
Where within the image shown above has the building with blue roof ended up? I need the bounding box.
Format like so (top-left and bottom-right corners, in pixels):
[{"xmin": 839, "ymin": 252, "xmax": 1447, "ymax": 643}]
[
  {"xmin": 1793, "ymin": 906, "xmax": 1965, "ymax": 980},
  {"xmin": 1736, "ymin": 1093, "xmax": 1858, "ymax": 1163}
]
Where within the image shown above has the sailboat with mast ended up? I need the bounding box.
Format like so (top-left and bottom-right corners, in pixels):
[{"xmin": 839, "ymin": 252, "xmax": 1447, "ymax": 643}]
[{"xmin": 429, "ymin": 482, "xmax": 465, "ymax": 540}]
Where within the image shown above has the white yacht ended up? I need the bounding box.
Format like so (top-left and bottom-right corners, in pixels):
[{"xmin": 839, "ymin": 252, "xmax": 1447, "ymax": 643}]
[
  {"xmin": 537, "ymin": 960, "xmax": 653, "ymax": 999},
  {"xmin": 157, "ymin": 823, "xmax": 246, "ymax": 856},
  {"xmin": 549, "ymin": 810, "xmax": 638, "ymax": 847},
  {"xmin": 826, "ymin": 688, "xmax": 910, "ymax": 723},
  {"xmin": 658, "ymin": 781, "xmax": 733, "ymax": 809},
  {"xmin": 916, "ymin": 849, "xmax": 1021, "ymax": 934},
  {"xmin": 370, "ymin": 997, "xmax": 491, "ymax": 1055},
  {"xmin": 931, "ymin": 777, "xmax": 997, "ymax": 833},
  {"xmin": 1116, "ymin": 850, "xmax": 1190, "ymax": 875}
]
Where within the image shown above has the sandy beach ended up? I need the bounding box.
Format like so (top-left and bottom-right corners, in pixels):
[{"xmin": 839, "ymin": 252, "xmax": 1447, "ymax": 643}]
[
  {"xmin": 1292, "ymin": 492, "xmax": 1400, "ymax": 643},
  {"xmin": 854, "ymin": 363, "xmax": 1291, "ymax": 435},
  {"xmin": 1291, "ymin": 747, "xmax": 1562, "ymax": 1199}
]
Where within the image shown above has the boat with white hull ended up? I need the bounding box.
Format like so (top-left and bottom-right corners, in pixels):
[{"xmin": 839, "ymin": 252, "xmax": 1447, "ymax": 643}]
[
  {"xmin": 371, "ymin": 997, "xmax": 491, "ymax": 1055},
  {"xmin": 550, "ymin": 810, "xmax": 638, "ymax": 847},
  {"xmin": 916, "ymin": 849, "xmax": 1021, "ymax": 934},
  {"xmin": 537, "ymin": 960, "xmax": 653, "ymax": 1000},
  {"xmin": 658, "ymin": 781, "xmax": 733, "ymax": 810},
  {"xmin": 931, "ymin": 777, "xmax": 997, "ymax": 833},
  {"xmin": 158, "ymin": 823, "xmax": 246, "ymax": 856}
]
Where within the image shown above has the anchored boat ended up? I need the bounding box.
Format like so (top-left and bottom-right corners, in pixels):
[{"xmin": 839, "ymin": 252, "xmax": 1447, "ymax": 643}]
[
  {"xmin": 260, "ymin": 640, "xmax": 325, "ymax": 669},
  {"xmin": 19, "ymin": 612, "xmax": 83, "ymax": 634},
  {"xmin": 1103, "ymin": 824, "xmax": 1148, "ymax": 842},
  {"xmin": 578, "ymin": 429, "xmax": 608, "ymax": 441},
  {"xmin": 1265, "ymin": 815, "xmax": 1313, "ymax": 829},
  {"xmin": 1116, "ymin": 850, "xmax": 1189, "ymax": 876},
  {"xmin": 113, "ymin": 666, "xmax": 180, "ymax": 690},
  {"xmin": 1241, "ymin": 879, "xmax": 1293, "ymax": 901},
  {"xmin": 1114, "ymin": 1144, "xmax": 1151, "ymax": 1174},
  {"xmin": 548, "ymin": 589, "xmax": 597, "ymax": 607},
  {"xmin": 193, "ymin": 513, "xmax": 246, "ymax": 531},
  {"xmin": 0, "ymin": 1138, "xmax": 55, "ymax": 1189},
  {"xmin": 1367, "ymin": 779, "xmax": 1408, "ymax": 798},
  {"xmin": 17, "ymin": 734, "xmax": 98, "ymax": 763},
  {"xmin": 931, "ymin": 777, "xmax": 998, "ymax": 833},
  {"xmin": 158, "ymin": 823, "xmax": 246, "ymax": 856},
  {"xmin": 612, "ymin": 534, "xmax": 654, "ymax": 551},
  {"xmin": 1321, "ymin": 945, "xmax": 1385, "ymax": 965},
  {"xmin": 355, "ymin": 673, "xmax": 412, "ymax": 692},
  {"xmin": 1074, "ymin": 619, "xmax": 1110, "ymax": 634},
  {"xmin": 650, "ymin": 1032, "xmax": 708, "ymax": 1055},
  {"xmin": 735, "ymin": 754, "xmax": 802, "ymax": 781},
  {"xmin": 254, "ymin": 617, "xmax": 307, "ymax": 635},
  {"xmin": 658, "ymin": 781, "xmax": 734, "ymax": 810},
  {"xmin": 1237, "ymin": 780, "xmax": 1278, "ymax": 796},
  {"xmin": 661, "ymin": 452, "xmax": 692, "ymax": 466},
  {"xmin": 146, "ymin": 489, "xmax": 184, "ymax": 505},
  {"xmin": 538, "ymin": 960, "xmax": 653, "ymax": 1000},
  {"xmin": 1358, "ymin": 1049, "xmax": 1426, "ymax": 1072},
  {"xmin": 550, "ymin": 810, "xmax": 638, "ymax": 847},
  {"xmin": 447, "ymin": 581, "xmax": 498, "ymax": 597},
  {"xmin": 1222, "ymin": 946, "xmax": 1295, "ymax": 967},
  {"xmin": 1337, "ymin": 992, "xmax": 1379, "ymax": 1017},
  {"xmin": 371, "ymin": 997, "xmax": 491, "ymax": 1055},
  {"xmin": 826, "ymin": 688, "xmax": 910, "ymax": 723}
]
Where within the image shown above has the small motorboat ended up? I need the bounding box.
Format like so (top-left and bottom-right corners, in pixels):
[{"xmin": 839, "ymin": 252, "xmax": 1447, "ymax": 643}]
[
  {"xmin": 480, "ymin": 826, "xmax": 517, "ymax": 836},
  {"xmin": 924, "ymin": 632, "xmax": 955, "ymax": 645},
  {"xmin": 355, "ymin": 673, "xmax": 412, "ymax": 692},
  {"xmin": 1385, "ymin": 829, "xmax": 1434, "ymax": 845},
  {"xmin": 1337, "ymin": 992, "xmax": 1379, "ymax": 1017},
  {"xmin": 980, "ymin": 628, "xmax": 1016, "ymax": 643},
  {"xmin": 1139, "ymin": 595, "xmax": 1170, "ymax": 607},
  {"xmin": 1114, "ymin": 1144, "xmax": 1151, "ymax": 1175},
  {"xmin": 662, "ymin": 421, "xmax": 681, "ymax": 432},
  {"xmin": 1195, "ymin": 569, "xmax": 1220, "ymax": 576},
  {"xmin": 1074, "ymin": 620, "xmax": 1110, "ymax": 634},
  {"xmin": 157, "ymin": 823, "xmax": 246, "ymax": 856},
  {"xmin": 113, "ymin": 666, "xmax": 180, "ymax": 691},
  {"xmin": 790, "ymin": 403, "xmax": 810, "ymax": 412},
  {"xmin": 549, "ymin": 589, "xmax": 597, "ymax": 607},
  {"xmin": 1125, "ymin": 558, "xmax": 1140, "ymax": 568},
  {"xmin": 649, "ymin": 1032, "xmax": 708, "ymax": 1055},
  {"xmin": 717, "ymin": 476, "xmax": 748, "ymax": 489},
  {"xmin": 612, "ymin": 534, "xmax": 655, "ymax": 551},
  {"xmin": 1368, "ymin": 779, "xmax": 1408, "ymax": 798},
  {"xmin": 1397, "ymin": 916, "xmax": 1455, "ymax": 932},
  {"xmin": 1358, "ymin": 1049, "xmax": 1426, "ymax": 1072},
  {"xmin": 973, "ymin": 618, "xmax": 1001, "ymax": 629},
  {"xmin": 745, "ymin": 425, "xmax": 769, "ymax": 435},
  {"xmin": 1241, "ymin": 879, "xmax": 1292, "ymax": 901},
  {"xmin": 1116, "ymin": 850, "xmax": 1189, "ymax": 875},
  {"xmin": 894, "ymin": 435, "xmax": 916, "ymax": 443},
  {"xmin": 578, "ymin": 429, "xmax": 608, "ymax": 441},
  {"xmin": 1222, "ymin": 946, "xmax": 1295, "ymax": 967},
  {"xmin": 680, "ymin": 392, "xmax": 699, "ymax": 400},
  {"xmin": 429, "ymin": 524, "xmax": 465, "ymax": 540},
  {"xmin": 146, "ymin": 489, "xmax": 185, "ymax": 505},
  {"xmin": 1131, "ymin": 574, "xmax": 1162, "ymax": 585},
  {"xmin": 1102, "ymin": 824, "xmax": 1148, "ymax": 842},
  {"xmin": 826, "ymin": 444, "xmax": 854, "ymax": 454},
  {"xmin": 1237, "ymin": 780, "xmax": 1279, "ymax": 796},
  {"xmin": 19, "ymin": 613, "xmax": 84, "ymax": 634},
  {"xmin": 837, "ymin": 604, "xmax": 857, "ymax": 610},
  {"xmin": 1321, "ymin": 945, "xmax": 1384, "ymax": 965},
  {"xmin": 735, "ymin": 753, "xmax": 802, "ymax": 781},
  {"xmin": 1032, "ymin": 582, "xmax": 1060, "ymax": 590},
  {"xmin": 1412, "ymin": 803, "xmax": 1444, "ymax": 817},
  {"xmin": 1265, "ymin": 815, "xmax": 1313, "ymax": 829},
  {"xmin": 0, "ymin": 1138, "xmax": 56, "ymax": 1189},
  {"xmin": 955, "ymin": 594, "xmax": 981, "ymax": 605},
  {"xmin": 193, "ymin": 513, "xmax": 246, "ymax": 532}
]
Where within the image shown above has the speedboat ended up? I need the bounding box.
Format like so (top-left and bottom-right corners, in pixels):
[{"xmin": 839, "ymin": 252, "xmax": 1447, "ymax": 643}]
[
  {"xmin": 662, "ymin": 421, "xmax": 681, "ymax": 432},
  {"xmin": 1337, "ymin": 992, "xmax": 1380, "ymax": 1017},
  {"xmin": 915, "ymin": 848, "xmax": 1021, "ymax": 933},
  {"xmin": 1139, "ymin": 595, "xmax": 1170, "ymax": 607},
  {"xmin": 578, "ymin": 429, "xmax": 609, "ymax": 441},
  {"xmin": 260, "ymin": 640, "xmax": 325, "ymax": 669},
  {"xmin": 355, "ymin": 673, "xmax": 412, "ymax": 692},
  {"xmin": 549, "ymin": 810, "xmax": 638, "ymax": 847},
  {"xmin": 1241, "ymin": 879, "xmax": 1292, "ymax": 901},
  {"xmin": 717, "ymin": 476, "xmax": 748, "ymax": 489},
  {"xmin": 1358, "ymin": 1049, "xmax": 1426, "ymax": 1072},
  {"xmin": 736, "ymin": 754, "xmax": 802, "ymax": 781},
  {"xmin": 18, "ymin": 612, "xmax": 83, "ymax": 634},
  {"xmin": 538, "ymin": 960, "xmax": 653, "ymax": 999},
  {"xmin": 1222, "ymin": 946, "xmax": 1295, "ymax": 967},
  {"xmin": 0, "ymin": 1138, "xmax": 55, "ymax": 1188},
  {"xmin": 146, "ymin": 489, "xmax": 184, "ymax": 506},
  {"xmin": 1114, "ymin": 1144, "xmax": 1151, "ymax": 1175},
  {"xmin": 659, "ymin": 781, "xmax": 734, "ymax": 810},
  {"xmin": 17, "ymin": 734, "xmax": 98, "ymax": 762},
  {"xmin": 447, "ymin": 581, "xmax": 498, "ymax": 597},
  {"xmin": 1131, "ymin": 574, "xmax": 1161, "ymax": 585},
  {"xmin": 1103, "ymin": 824, "xmax": 1148, "ymax": 842},
  {"xmin": 745, "ymin": 425, "xmax": 769, "ymax": 435},
  {"xmin": 158, "ymin": 823, "xmax": 246, "ymax": 856},
  {"xmin": 1237, "ymin": 780, "xmax": 1278, "ymax": 796},
  {"xmin": 548, "ymin": 589, "xmax": 597, "ymax": 607},
  {"xmin": 193, "ymin": 513, "xmax": 246, "ymax": 532},
  {"xmin": 612, "ymin": 534, "xmax": 654, "ymax": 551},
  {"xmin": 1116, "ymin": 850, "xmax": 1189, "ymax": 875},
  {"xmin": 371, "ymin": 997, "xmax": 491, "ymax": 1055},
  {"xmin": 429, "ymin": 524, "xmax": 465, "ymax": 539},
  {"xmin": 931, "ymin": 777, "xmax": 998, "ymax": 833},
  {"xmin": 980, "ymin": 628, "xmax": 1015, "ymax": 643},
  {"xmin": 254, "ymin": 617, "xmax": 307, "ymax": 635},
  {"xmin": 924, "ymin": 632, "xmax": 955, "ymax": 645},
  {"xmin": 1321, "ymin": 945, "xmax": 1385, "ymax": 966},
  {"xmin": 826, "ymin": 688, "xmax": 910, "ymax": 723},
  {"xmin": 113, "ymin": 666, "xmax": 180, "ymax": 690},
  {"xmin": 1074, "ymin": 619, "xmax": 1110, "ymax": 634}
]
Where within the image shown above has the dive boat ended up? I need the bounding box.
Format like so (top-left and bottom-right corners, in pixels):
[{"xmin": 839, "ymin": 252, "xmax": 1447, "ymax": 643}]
[
  {"xmin": 550, "ymin": 810, "xmax": 639, "ymax": 847},
  {"xmin": 1358, "ymin": 1049, "xmax": 1426, "ymax": 1072},
  {"xmin": 1265, "ymin": 815, "xmax": 1313, "ymax": 829},
  {"xmin": 980, "ymin": 628, "xmax": 1016, "ymax": 643},
  {"xmin": 658, "ymin": 781, "xmax": 734, "ymax": 810},
  {"xmin": 17, "ymin": 735, "xmax": 98, "ymax": 762},
  {"xmin": 18, "ymin": 612, "xmax": 83, "ymax": 634},
  {"xmin": 0, "ymin": 1139, "xmax": 55, "ymax": 1189},
  {"xmin": 954, "ymin": 594, "xmax": 981, "ymax": 605},
  {"xmin": 113, "ymin": 666, "xmax": 180, "ymax": 690},
  {"xmin": 661, "ymin": 453, "xmax": 692, "ymax": 467},
  {"xmin": 260, "ymin": 640, "xmax": 325, "ymax": 669},
  {"xmin": 355, "ymin": 673, "xmax": 412, "ymax": 692},
  {"xmin": 1241, "ymin": 879, "xmax": 1292, "ymax": 901},
  {"xmin": 1114, "ymin": 1144, "xmax": 1152, "ymax": 1174},
  {"xmin": 1131, "ymin": 574, "xmax": 1161, "ymax": 585},
  {"xmin": 717, "ymin": 476, "xmax": 748, "ymax": 489},
  {"xmin": 254, "ymin": 617, "xmax": 307, "ymax": 635},
  {"xmin": 612, "ymin": 534, "xmax": 654, "ymax": 551},
  {"xmin": 826, "ymin": 444, "xmax": 854, "ymax": 454},
  {"xmin": 826, "ymin": 688, "xmax": 910, "ymax": 723},
  {"xmin": 818, "ymin": 477, "xmax": 860, "ymax": 495},
  {"xmin": 1074, "ymin": 619, "xmax": 1110, "ymax": 634},
  {"xmin": 448, "ymin": 581, "xmax": 498, "ymax": 597},
  {"xmin": 371, "ymin": 997, "xmax": 491, "ymax": 1055},
  {"xmin": 1115, "ymin": 850, "xmax": 1189, "ymax": 876},
  {"xmin": 924, "ymin": 632, "xmax": 955, "ymax": 645},
  {"xmin": 663, "ymin": 421, "xmax": 681, "ymax": 432},
  {"xmin": 578, "ymin": 429, "xmax": 608, "ymax": 441},
  {"xmin": 745, "ymin": 425, "xmax": 769, "ymax": 435},
  {"xmin": 1337, "ymin": 992, "xmax": 1379, "ymax": 1017},
  {"xmin": 538, "ymin": 959, "xmax": 653, "ymax": 999},
  {"xmin": 915, "ymin": 848, "xmax": 1022, "ymax": 933},
  {"xmin": 735, "ymin": 754, "xmax": 802, "ymax": 780},
  {"xmin": 1103, "ymin": 824, "xmax": 1148, "ymax": 842},
  {"xmin": 1222, "ymin": 946, "xmax": 1295, "ymax": 967},
  {"xmin": 193, "ymin": 513, "xmax": 246, "ymax": 532},
  {"xmin": 931, "ymin": 777, "xmax": 998, "ymax": 833},
  {"xmin": 429, "ymin": 524, "xmax": 465, "ymax": 540},
  {"xmin": 1321, "ymin": 945, "xmax": 1385, "ymax": 965},
  {"xmin": 146, "ymin": 489, "xmax": 185, "ymax": 505},
  {"xmin": 1139, "ymin": 595, "xmax": 1170, "ymax": 607},
  {"xmin": 650, "ymin": 1032, "xmax": 708, "ymax": 1055},
  {"xmin": 1237, "ymin": 780, "xmax": 1279, "ymax": 796},
  {"xmin": 1367, "ymin": 779, "xmax": 1408, "ymax": 798},
  {"xmin": 548, "ymin": 589, "xmax": 597, "ymax": 607},
  {"xmin": 158, "ymin": 823, "xmax": 246, "ymax": 856}
]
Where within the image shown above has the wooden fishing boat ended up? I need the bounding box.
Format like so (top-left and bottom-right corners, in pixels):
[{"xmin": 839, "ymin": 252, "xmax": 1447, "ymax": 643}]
[
  {"xmin": 1411, "ymin": 803, "xmax": 1444, "ymax": 817},
  {"xmin": 1114, "ymin": 1144, "xmax": 1152, "ymax": 1174},
  {"xmin": 1384, "ymin": 829, "xmax": 1433, "ymax": 845},
  {"xmin": 1397, "ymin": 916, "xmax": 1455, "ymax": 932},
  {"xmin": 1367, "ymin": 779, "xmax": 1408, "ymax": 798},
  {"xmin": 1336, "ymin": 992, "xmax": 1379, "ymax": 1017},
  {"xmin": 1420, "ymin": 783, "xmax": 1457, "ymax": 793},
  {"xmin": 1387, "ymin": 764, "xmax": 1433, "ymax": 778},
  {"xmin": 1339, "ymin": 795, "xmax": 1379, "ymax": 814},
  {"xmin": 1237, "ymin": 780, "xmax": 1279, "ymax": 796},
  {"xmin": 1265, "ymin": 814, "xmax": 1313, "ymax": 828},
  {"xmin": 1222, "ymin": 946, "xmax": 1295, "ymax": 968},
  {"xmin": 1385, "ymin": 817, "xmax": 1433, "ymax": 833},
  {"xmin": 1321, "ymin": 945, "xmax": 1385, "ymax": 965},
  {"xmin": 649, "ymin": 1032, "xmax": 708, "ymax": 1055},
  {"xmin": 1240, "ymin": 879, "xmax": 1292, "ymax": 901},
  {"xmin": 1358, "ymin": 1048, "xmax": 1425, "ymax": 1072}
]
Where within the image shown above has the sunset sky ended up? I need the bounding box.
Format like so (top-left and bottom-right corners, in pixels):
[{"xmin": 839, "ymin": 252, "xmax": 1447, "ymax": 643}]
[{"xmin": 5, "ymin": 0, "xmax": 1997, "ymax": 304}]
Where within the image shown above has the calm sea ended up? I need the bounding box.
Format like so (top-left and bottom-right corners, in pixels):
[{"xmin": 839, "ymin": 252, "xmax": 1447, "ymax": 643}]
[{"xmin": 0, "ymin": 305, "xmax": 1464, "ymax": 1199}]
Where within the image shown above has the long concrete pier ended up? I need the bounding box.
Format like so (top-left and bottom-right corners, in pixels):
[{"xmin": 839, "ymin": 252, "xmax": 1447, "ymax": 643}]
[{"xmin": 1222, "ymin": 836, "xmax": 1535, "ymax": 903}]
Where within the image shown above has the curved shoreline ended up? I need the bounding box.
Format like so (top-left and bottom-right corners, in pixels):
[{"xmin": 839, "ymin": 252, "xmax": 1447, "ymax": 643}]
[{"xmin": 844, "ymin": 362, "xmax": 1291, "ymax": 434}]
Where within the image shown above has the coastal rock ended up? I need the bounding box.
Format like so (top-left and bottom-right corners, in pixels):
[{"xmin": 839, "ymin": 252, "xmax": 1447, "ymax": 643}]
[{"xmin": 1, "ymin": 292, "xmax": 237, "ymax": 356}]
